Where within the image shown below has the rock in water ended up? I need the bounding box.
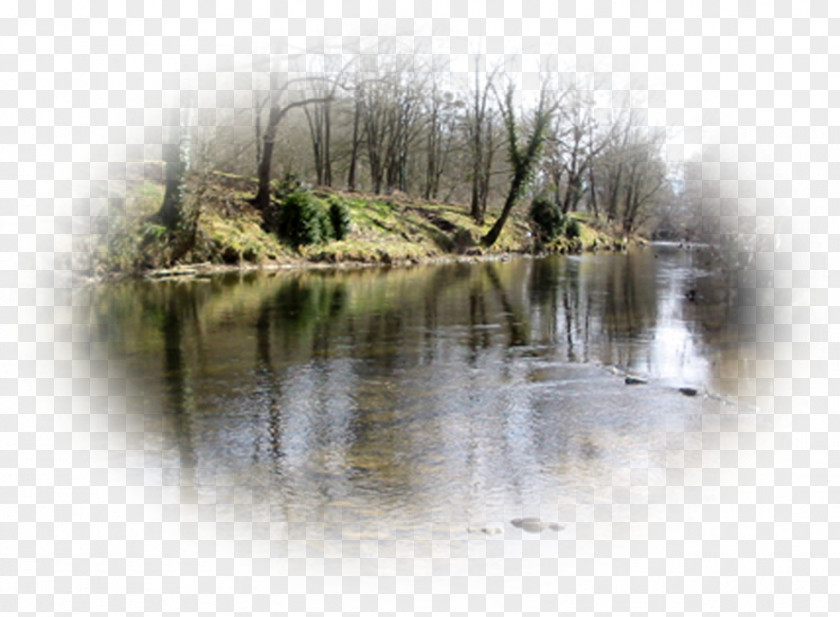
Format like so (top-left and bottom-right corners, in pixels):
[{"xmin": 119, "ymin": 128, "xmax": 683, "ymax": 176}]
[
  {"xmin": 624, "ymin": 375, "xmax": 648, "ymax": 385},
  {"xmin": 678, "ymin": 387, "xmax": 698, "ymax": 396},
  {"xmin": 510, "ymin": 517, "xmax": 564, "ymax": 533},
  {"xmin": 467, "ymin": 525, "xmax": 502, "ymax": 536}
]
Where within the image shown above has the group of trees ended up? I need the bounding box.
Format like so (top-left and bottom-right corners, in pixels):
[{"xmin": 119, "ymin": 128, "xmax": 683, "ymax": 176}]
[{"xmin": 156, "ymin": 54, "xmax": 677, "ymax": 246}]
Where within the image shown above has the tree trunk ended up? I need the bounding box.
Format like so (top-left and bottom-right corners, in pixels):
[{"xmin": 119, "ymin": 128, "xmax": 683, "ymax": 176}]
[
  {"xmin": 323, "ymin": 101, "xmax": 332, "ymax": 186},
  {"xmin": 470, "ymin": 175, "xmax": 483, "ymax": 224},
  {"xmin": 347, "ymin": 101, "xmax": 360, "ymax": 190},
  {"xmin": 481, "ymin": 176, "xmax": 523, "ymax": 247},
  {"xmin": 253, "ymin": 108, "xmax": 279, "ymax": 212},
  {"xmin": 158, "ymin": 142, "xmax": 185, "ymax": 230},
  {"xmin": 253, "ymin": 93, "xmax": 334, "ymax": 210},
  {"xmin": 470, "ymin": 123, "xmax": 484, "ymax": 223},
  {"xmin": 606, "ymin": 163, "xmax": 623, "ymax": 222},
  {"xmin": 156, "ymin": 102, "xmax": 193, "ymax": 232},
  {"xmin": 425, "ymin": 103, "xmax": 438, "ymax": 200},
  {"xmin": 482, "ymin": 84, "xmax": 554, "ymax": 247},
  {"xmin": 479, "ymin": 116, "xmax": 495, "ymax": 219},
  {"xmin": 305, "ymin": 106, "xmax": 324, "ymax": 185},
  {"xmin": 588, "ymin": 163, "xmax": 598, "ymax": 215},
  {"xmin": 563, "ymin": 173, "xmax": 583, "ymax": 214}
]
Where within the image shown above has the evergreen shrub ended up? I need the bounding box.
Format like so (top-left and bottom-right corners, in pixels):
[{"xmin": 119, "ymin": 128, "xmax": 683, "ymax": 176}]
[
  {"xmin": 529, "ymin": 196, "xmax": 563, "ymax": 242},
  {"xmin": 327, "ymin": 197, "xmax": 351, "ymax": 241},
  {"xmin": 563, "ymin": 217, "xmax": 580, "ymax": 239},
  {"xmin": 265, "ymin": 190, "xmax": 331, "ymax": 247}
]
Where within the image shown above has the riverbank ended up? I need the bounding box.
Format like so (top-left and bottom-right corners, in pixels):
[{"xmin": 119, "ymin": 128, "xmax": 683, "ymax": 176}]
[{"xmin": 88, "ymin": 167, "xmax": 644, "ymax": 283}]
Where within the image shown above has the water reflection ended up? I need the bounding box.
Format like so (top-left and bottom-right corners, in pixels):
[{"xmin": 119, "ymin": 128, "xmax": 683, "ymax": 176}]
[{"xmin": 90, "ymin": 245, "xmax": 753, "ymax": 537}]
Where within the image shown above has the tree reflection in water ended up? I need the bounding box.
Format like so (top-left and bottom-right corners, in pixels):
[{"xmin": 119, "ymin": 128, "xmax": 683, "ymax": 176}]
[{"xmin": 93, "ymin": 246, "xmax": 753, "ymax": 537}]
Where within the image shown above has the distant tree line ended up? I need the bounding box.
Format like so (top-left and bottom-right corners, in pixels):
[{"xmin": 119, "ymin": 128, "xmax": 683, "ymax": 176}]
[{"xmin": 156, "ymin": 52, "xmax": 680, "ymax": 246}]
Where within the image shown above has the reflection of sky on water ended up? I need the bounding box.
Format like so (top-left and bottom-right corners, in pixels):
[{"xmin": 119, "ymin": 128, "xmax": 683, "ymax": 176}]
[
  {"xmin": 93, "ymin": 245, "xmax": 753, "ymax": 540},
  {"xmin": 650, "ymin": 253, "xmax": 710, "ymax": 386}
]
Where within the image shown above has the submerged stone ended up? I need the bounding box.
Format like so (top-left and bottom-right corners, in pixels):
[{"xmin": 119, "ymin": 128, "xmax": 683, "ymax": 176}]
[
  {"xmin": 510, "ymin": 517, "xmax": 564, "ymax": 533},
  {"xmin": 467, "ymin": 525, "xmax": 503, "ymax": 536}
]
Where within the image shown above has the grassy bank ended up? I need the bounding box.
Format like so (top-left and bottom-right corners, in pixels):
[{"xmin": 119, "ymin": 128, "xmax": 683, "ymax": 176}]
[{"xmin": 90, "ymin": 168, "xmax": 638, "ymax": 280}]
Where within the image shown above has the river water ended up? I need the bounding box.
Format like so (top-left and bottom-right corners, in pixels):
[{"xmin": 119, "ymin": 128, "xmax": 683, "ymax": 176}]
[{"xmin": 88, "ymin": 243, "xmax": 758, "ymax": 547}]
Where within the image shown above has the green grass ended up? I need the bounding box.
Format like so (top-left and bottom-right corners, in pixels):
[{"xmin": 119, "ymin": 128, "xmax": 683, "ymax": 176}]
[
  {"xmin": 196, "ymin": 209, "xmax": 293, "ymax": 264},
  {"xmin": 91, "ymin": 172, "xmax": 639, "ymax": 279}
]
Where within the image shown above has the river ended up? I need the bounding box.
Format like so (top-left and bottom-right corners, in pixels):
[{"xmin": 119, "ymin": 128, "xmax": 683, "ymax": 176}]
[{"xmin": 87, "ymin": 243, "xmax": 758, "ymax": 548}]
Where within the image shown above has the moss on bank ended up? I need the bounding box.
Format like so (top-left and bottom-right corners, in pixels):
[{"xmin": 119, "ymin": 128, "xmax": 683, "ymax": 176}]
[{"xmin": 89, "ymin": 169, "xmax": 638, "ymax": 280}]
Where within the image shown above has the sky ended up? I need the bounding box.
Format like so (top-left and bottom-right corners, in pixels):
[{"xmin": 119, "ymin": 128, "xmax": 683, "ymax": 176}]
[
  {"xmin": 17, "ymin": 0, "xmax": 821, "ymax": 256},
  {"xmin": 3, "ymin": 1, "xmax": 833, "ymax": 290}
]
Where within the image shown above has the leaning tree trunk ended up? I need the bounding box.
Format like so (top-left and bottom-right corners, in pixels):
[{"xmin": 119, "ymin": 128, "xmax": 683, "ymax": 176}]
[
  {"xmin": 481, "ymin": 175, "xmax": 524, "ymax": 247},
  {"xmin": 482, "ymin": 84, "xmax": 554, "ymax": 247}
]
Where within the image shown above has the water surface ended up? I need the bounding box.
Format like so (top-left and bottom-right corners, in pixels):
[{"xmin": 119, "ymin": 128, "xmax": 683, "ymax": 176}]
[{"xmin": 89, "ymin": 244, "xmax": 755, "ymax": 542}]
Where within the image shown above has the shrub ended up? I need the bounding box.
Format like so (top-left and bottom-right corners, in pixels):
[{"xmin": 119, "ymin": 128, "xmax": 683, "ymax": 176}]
[
  {"xmin": 265, "ymin": 190, "xmax": 332, "ymax": 247},
  {"xmin": 529, "ymin": 196, "xmax": 563, "ymax": 242},
  {"xmin": 563, "ymin": 216, "xmax": 580, "ymax": 239},
  {"xmin": 272, "ymin": 172, "xmax": 304, "ymax": 200},
  {"xmin": 327, "ymin": 197, "xmax": 351, "ymax": 241}
]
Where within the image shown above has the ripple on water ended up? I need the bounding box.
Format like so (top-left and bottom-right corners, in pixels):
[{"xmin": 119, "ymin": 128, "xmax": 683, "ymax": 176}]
[{"xmin": 99, "ymin": 249, "xmax": 755, "ymax": 542}]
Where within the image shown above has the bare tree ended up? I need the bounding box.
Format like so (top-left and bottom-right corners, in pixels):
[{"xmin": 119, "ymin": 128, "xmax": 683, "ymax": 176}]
[
  {"xmin": 253, "ymin": 91, "xmax": 268, "ymax": 169},
  {"xmin": 590, "ymin": 109, "xmax": 668, "ymax": 234},
  {"xmin": 544, "ymin": 85, "xmax": 609, "ymax": 215},
  {"xmin": 422, "ymin": 76, "xmax": 457, "ymax": 201},
  {"xmin": 345, "ymin": 85, "xmax": 363, "ymax": 191},
  {"xmin": 619, "ymin": 128, "xmax": 668, "ymax": 234},
  {"xmin": 351, "ymin": 57, "xmax": 427, "ymax": 195},
  {"xmin": 586, "ymin": 121, "xmax": 600, "ymax": 216},
  {"xmin": 465, "ymin": 61, "xmax": 499, "ymax": 224},
  {"xmin": 252, "ymin": 66, "xmax": 343, "ymax": 212},
  {"xmin": 385, "ymin": 71, "xmax": 425, "ymax": 194},
  {"xmin": 594, "ymin": 109, "xmax": 633, "ymax": 225},
  {"xmin": 358, "ymin": 76, "xmax": 388, "ymax": 194},
  {"xmin": 318, "ymin": 64, "xmax": 365, "ymax": 192},
  {"xmin": 302, "ymin": 59, "xmax": 345, "ymax": 187},
  {"xmin": 146, "ymin": 55, "xmax": 678, "ymax": 253}
]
